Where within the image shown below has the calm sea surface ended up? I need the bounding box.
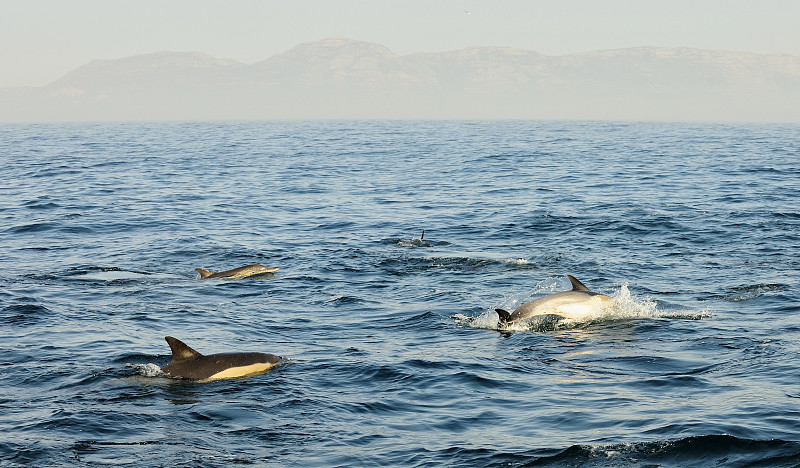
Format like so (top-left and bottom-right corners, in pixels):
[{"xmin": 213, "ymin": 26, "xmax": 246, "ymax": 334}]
[{"xmin": 1, "ymin": 120, "xmax": 799, "ymax": 467}]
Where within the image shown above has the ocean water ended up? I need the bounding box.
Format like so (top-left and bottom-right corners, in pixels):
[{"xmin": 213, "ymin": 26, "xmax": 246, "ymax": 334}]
[{"xmin": 1, "ymin": 120, "xmax": 799, "ymax": 467}]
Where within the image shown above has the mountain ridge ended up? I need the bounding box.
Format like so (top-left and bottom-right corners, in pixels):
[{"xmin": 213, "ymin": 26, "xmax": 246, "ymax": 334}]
[{"xmin": 3, "ymin": 37, "xmax": 799, "ymax": 122}]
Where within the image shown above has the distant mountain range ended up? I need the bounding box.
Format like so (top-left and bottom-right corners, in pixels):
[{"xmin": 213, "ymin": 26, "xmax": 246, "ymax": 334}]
[{"xmin": 3, "ymin": 37, "xmax": 799, "ymax": 122}]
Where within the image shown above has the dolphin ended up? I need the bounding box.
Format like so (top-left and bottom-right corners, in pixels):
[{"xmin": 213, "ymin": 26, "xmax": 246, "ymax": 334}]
[
  {"xmin": 195, "ymin": 264, "xmax": 278, "ymax": 279},
  {"xmin": 399, "ymin": 230, "xmax": 428, "ymax": 247},
  {"xmin": 495, "ymin": 275, "xmax": 614, "ymax": 326},
  {"xmin": 161, "ymin": 336, "xmax": 282, "ymax": 381}
]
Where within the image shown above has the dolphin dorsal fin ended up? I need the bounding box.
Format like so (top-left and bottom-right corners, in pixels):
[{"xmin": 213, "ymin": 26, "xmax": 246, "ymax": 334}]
[
  {"xmin": 165, "ymin": 336, "xmax": 203, "ymax": 362},
  {"xmin": 567, "ymin": 275, "xmax": 590, "ymax": 291},
  {"xmin": 195, "ymin": 268, "xmax": 214, "ymax": 279},
  {"xmin": 420, "ymin": 230, "xmax": 424, "ymax": 241}
]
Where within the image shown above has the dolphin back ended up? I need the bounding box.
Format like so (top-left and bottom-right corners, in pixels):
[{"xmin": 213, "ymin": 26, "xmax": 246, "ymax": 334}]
[
  {"xmin": 195, "ymin": 264, "xmax": 278, "ymax": 279},
  {"xmin": 496, "ymin": 275, "xmax": 608, "ymax": 327},
  {"xmin": 162, "ymin": 336, "xmax": 281, "ymax": 380}
]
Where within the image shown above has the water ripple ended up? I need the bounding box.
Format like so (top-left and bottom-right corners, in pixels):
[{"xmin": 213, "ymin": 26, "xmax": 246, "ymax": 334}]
[{"xmin": 2, "ymin": 121, "xmax": 799, "ymax": 466}]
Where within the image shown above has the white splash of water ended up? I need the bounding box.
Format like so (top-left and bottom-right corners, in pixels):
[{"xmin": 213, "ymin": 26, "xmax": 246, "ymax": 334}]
[
  {"xmin": 503, "ymin": 258, "xmax": 531, "ymax": 266},
  {"xmin": 601, "ymin": 283, "xmax": 658, "ymax": 319},
  {"xmin": 127, "ymin": 363, "xmax": 164, "ymax": 377},
  {"xmin": 607, "ymin": 284, "xmax": 712, "ymax": 321}
]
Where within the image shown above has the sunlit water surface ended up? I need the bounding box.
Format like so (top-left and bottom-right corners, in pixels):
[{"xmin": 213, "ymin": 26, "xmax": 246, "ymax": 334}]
[{"xmin": 1, "ymin": 121, "xmax": 799, "ymax": 467}]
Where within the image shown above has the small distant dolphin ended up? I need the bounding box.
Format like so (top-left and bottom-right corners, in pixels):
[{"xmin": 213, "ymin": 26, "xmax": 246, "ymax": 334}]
[
  {"xmin": 195, "ymin": 264, "xmax": 278, "ymax": 279},
  {"xmin": 161, "ymin": 336, "xmax": 281, "ymax": 381},
  {"xmin": 407, "ymin": 230, "xmax": 426, "ymax": 246},
  {"xmin": 495, "ymin": 275, "xmax": 613, "ymax": 326}
]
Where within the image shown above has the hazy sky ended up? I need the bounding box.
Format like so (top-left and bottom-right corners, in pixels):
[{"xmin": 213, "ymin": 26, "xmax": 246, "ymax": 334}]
[{"xmin": 2, "ymin": 0, "xmax": 799, "ymax": 87}]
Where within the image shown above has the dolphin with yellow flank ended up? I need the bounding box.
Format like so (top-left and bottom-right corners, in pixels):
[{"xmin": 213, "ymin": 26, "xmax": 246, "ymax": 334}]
[
  {"xmin": 195, "ymin": 264, "xmax": 278, "ymax": 279},
  {"xmin": 161, "ymin": 336, "xmax": 282, "ymax": 381},
  {"xmin": 495, "ymin": 275, "xmax": 614, "ymax": 327}
]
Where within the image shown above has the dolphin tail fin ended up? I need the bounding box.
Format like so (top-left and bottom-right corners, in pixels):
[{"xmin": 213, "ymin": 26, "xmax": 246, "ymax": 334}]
[
  {"xmin": 165, "ymin": 336, "xmax": 203, "ymax": 362},
  {"xmin": 195, "ymin": 268, "xmax": 214, "ymax": 279},
  {"xmin": 495, "ymin": 308, "xmax": 511, "ymax": 326},
  {"xmin": 567, "ymin": 275, "xmax": 590, "ymax": 291}
]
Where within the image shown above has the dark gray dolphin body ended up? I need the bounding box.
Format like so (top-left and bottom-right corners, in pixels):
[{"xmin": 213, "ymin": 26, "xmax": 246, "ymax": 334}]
[
  {"xmin": 161, "ymin": 336, "xmax": 281, "ymax": 381},
  {"xmin": 495, "ymin": 275, "xmax": 614, "ymax": 326},
  {"xmin": 195, "ymin": 264, "xmax": 278, "ymax": 279}
]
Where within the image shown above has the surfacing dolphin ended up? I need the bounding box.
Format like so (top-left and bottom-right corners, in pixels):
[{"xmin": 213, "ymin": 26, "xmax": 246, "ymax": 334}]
[
  {"xmin": 495, "ymin": 275, "xmax": 613, "ymax": 327},
  {"xmin": 162, "ymin": 336, "xmax": 282, "ymax": 381},
  {"xmin": 195, "ymin": 264, "xmax": 278, "ymax": 279}
]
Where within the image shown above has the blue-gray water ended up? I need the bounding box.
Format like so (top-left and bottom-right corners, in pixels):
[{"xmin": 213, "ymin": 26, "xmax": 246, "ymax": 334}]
[{"xmin": 1, "ymin": 121, "xmax": 799, "ymax": 467}]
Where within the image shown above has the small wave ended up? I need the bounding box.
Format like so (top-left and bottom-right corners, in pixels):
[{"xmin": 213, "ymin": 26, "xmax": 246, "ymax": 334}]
[
  {"xmin": 532, "ymin": 435, "xmax": 800, "ymax": 467},
  {"xmin": 388, "ymin": 434, "xmax": 800, "ymax": 466},
  {"xmin": 70, "ymin": 269, "xmax": 153, "ymax": 282},
  {"xmin": 23, "ymin": 201, "xmax": 61, "ymax": 210},
  {"xmin": 6, "ymin": 221, "xmax": 58, "ymax": 234},
  {"xmin": 55, "ymin": 266, "xmax": 183, "ymax": 284},
  {"xmin": 75, "ymin": 439, "xmax": 179, "ymax": 447},
  {"xmin": 326, "ymin": 295, "xmax": 366, "ymax": 305},
  {"xmin": 2, "ymin": 303, "xmax": 50, "ymax": 315},
  {"xmin": 1, "ymin": 302, "xmax": 50, "ymax": 325},
  {"xmin": 380, "ymin": 253, "xmax": 536, "ymax": 276},
  {"xmin": 712, "ymin": 283, "xmax": 787, "ymax": 302}
]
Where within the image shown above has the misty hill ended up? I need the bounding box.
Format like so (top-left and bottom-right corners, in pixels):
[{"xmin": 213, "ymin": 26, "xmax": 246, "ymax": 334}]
[{"xmin": 3, "ymin": 37, "xmax": 799, "ymax": 122}]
